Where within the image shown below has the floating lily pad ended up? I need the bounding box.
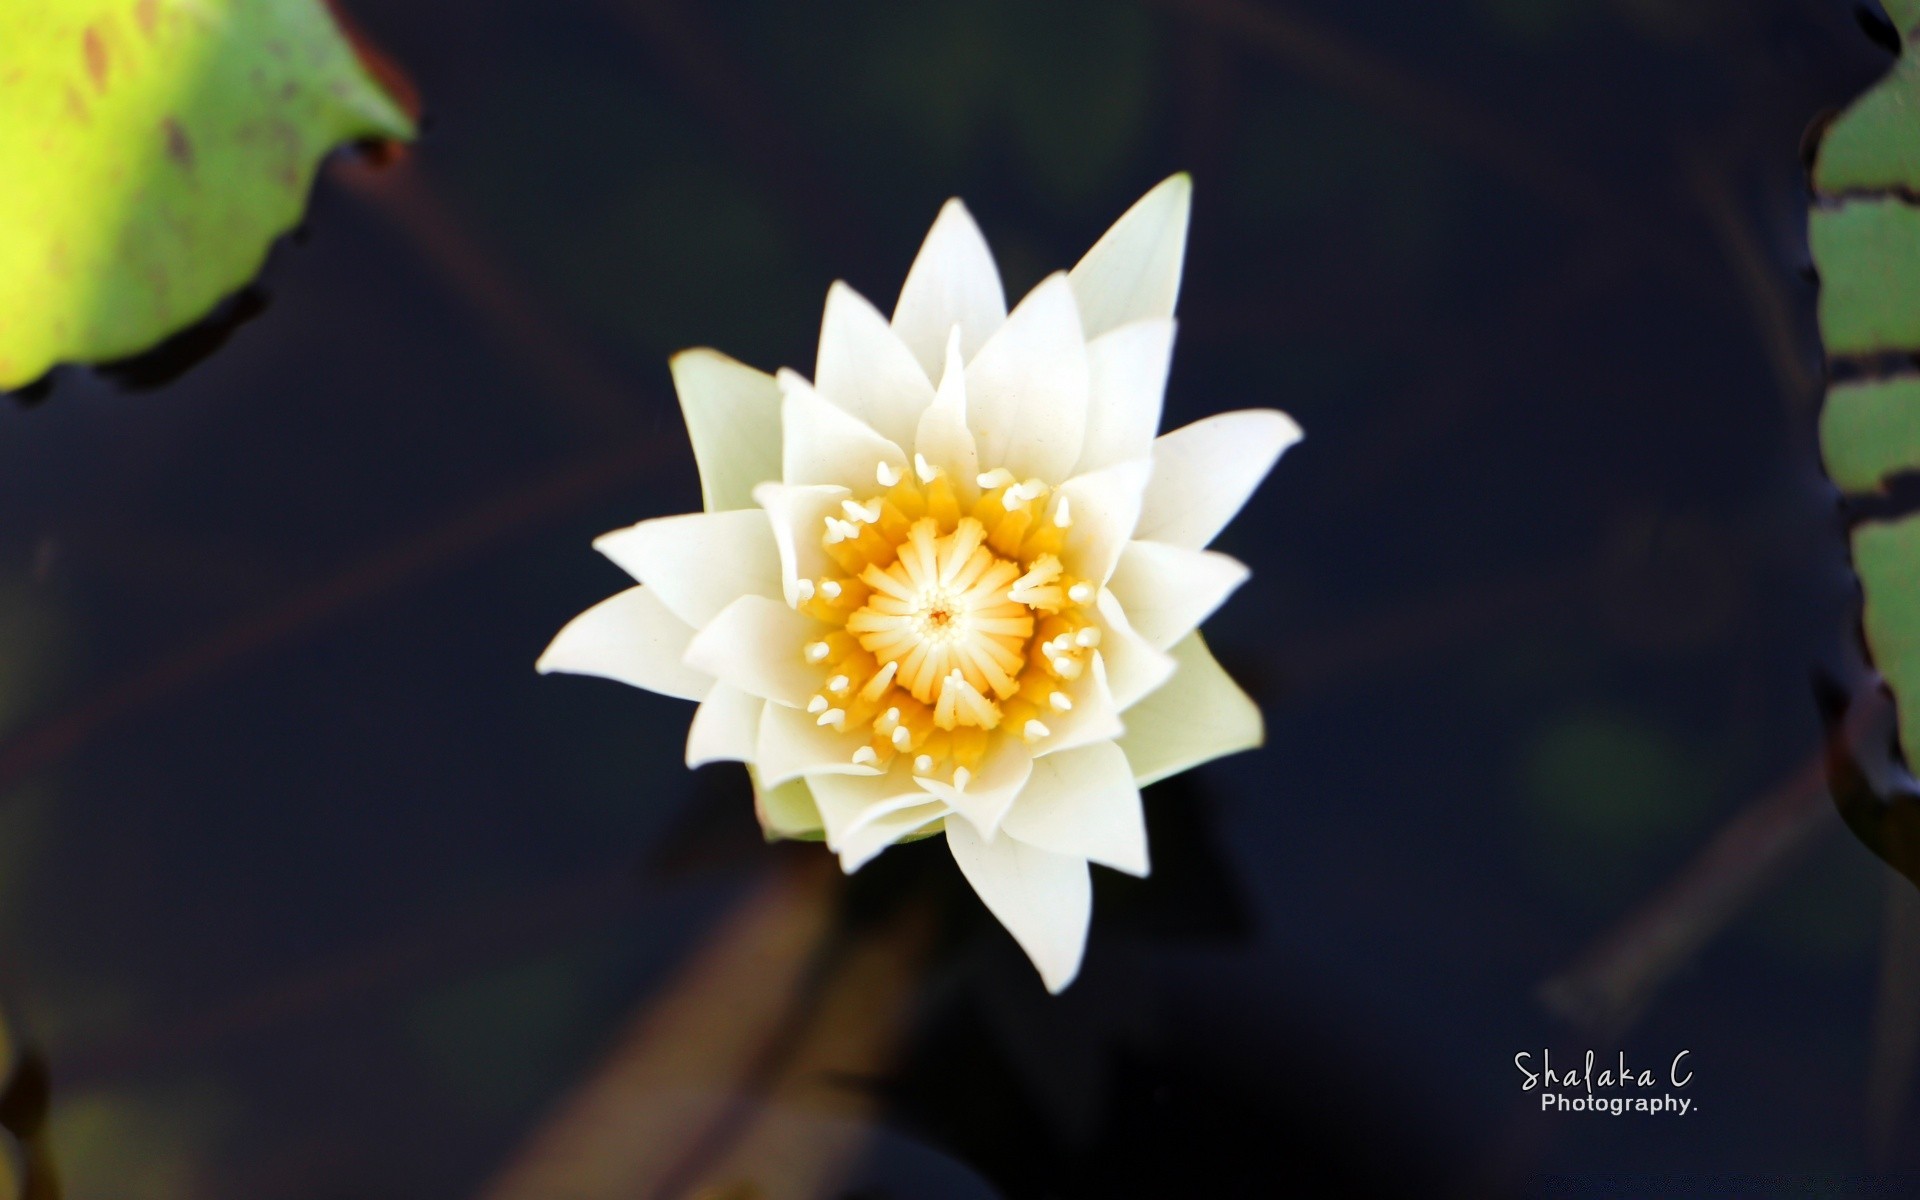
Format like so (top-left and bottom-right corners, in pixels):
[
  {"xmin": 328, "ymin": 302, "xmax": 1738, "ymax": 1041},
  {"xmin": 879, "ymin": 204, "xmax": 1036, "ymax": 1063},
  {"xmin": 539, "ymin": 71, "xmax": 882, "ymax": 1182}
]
[
  {"xmin": 0, "ymin": 0, "xmax": 414, "ymax": 389},
  {"xmin": 1813, "ymin": 6, "xmax": 1920, "ymax": 881}
]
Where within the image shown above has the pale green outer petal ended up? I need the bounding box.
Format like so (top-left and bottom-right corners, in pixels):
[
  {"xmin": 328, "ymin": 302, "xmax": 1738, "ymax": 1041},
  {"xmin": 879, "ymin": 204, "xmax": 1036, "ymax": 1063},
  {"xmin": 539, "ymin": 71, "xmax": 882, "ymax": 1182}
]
[
  {"xmin": 892, "ymin": 198, "xmax": 1008, "ymax": 382},
  {"xmin": 685, "ymin": 683, "xmax": 765, "ymax": 768},
  {"xmin": 1108, "ymin": 540, "xmax": 1250, "ymax": 650},
  {"xmin": 536, "ymin": 586, "xmax": 713, "ymax": 702},
  {"xmin": 815, "ymin": 281, "xmax": 937, "ymax": 450},
  {"xmin": 593, "ymin": 510, "xmax": 782, "ymax": 629},
  {"xmin": 948, "ymin": 819, "xmax": 1093, "ymax": 993},
  {"xmin": 1035, "ymin": 652, "xmax": 1126, "ymax": 756},
  {"xmin": 1136, "ymin": 410, "xmax": 1301, "ymax": 550},
  {"xmin": 914, "ymin": 327, "xmax": 982, "ymax": 491},
  {"xmin": 915, "ymin": 739, "xmax": 1034, "ymax": 838},
  {"xmin": 749, "ymin": 768, "xmax": 825, "ymax": 841},
  {"xmin": 778, "ymin": 371, "xmax": 911, "ymax": 492},
  {"xmin": 1117, "ymin": 631, "xmax": 1263, "ymax": 786},
  {"xmin": 670, "ymin": 349, "xmax": 784, "ymax": 513},
  {"xmin": 683, "ymin": 595, "xmax": 828, "ymax": 709},
  {"xmin": 1068, "ymin": 173, "xmax": 1192, "ymax": 341},
  {"xmin": 1076, "ymin": 318, "xmax": 1175, "ymax": 475},
  {"xmin": 753, "ymin": 482, "xmax": 850, "ymax": 606},
  {"xmin": 1001, "ymin": 741, "xmax": 1148, "ymax": 877},
  {"xmin": 1093, "ymin": 589, "xmax": 1178, "ymax": 710},
  {"xmin": 963, "ymin": 272, "xmax": 1089, "ymax": 482},
  {"xmin": 756, "ymin": 702, "xmax": 884, "ymax": 788},
  {"xmin": 1053, "ymin": 457, "xmax": 1153, "ymax": 585}
]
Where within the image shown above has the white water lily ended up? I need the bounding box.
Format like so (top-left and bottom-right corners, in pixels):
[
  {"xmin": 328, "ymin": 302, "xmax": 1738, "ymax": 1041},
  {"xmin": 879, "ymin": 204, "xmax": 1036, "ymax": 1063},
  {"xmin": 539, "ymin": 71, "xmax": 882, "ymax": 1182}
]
[{"xmin": 539, "ymin": 175, "xmax": 1299, "ymax": 991}]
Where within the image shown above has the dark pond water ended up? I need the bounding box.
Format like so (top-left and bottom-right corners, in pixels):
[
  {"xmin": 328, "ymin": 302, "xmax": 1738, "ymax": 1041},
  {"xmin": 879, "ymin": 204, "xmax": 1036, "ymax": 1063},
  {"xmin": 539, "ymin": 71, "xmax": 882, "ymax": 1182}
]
[{"xmin": 0, "ymin": 0, "xmax": 1906, "ymax": 1195}]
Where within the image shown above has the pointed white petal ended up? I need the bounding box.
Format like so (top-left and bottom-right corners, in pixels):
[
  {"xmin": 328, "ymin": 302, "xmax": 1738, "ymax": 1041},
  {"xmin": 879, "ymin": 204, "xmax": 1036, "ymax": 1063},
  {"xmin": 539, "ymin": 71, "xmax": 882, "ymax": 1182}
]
[
  {"xmin": 809, "ymin": 768, "xmax": 949, "ymax": 871},
  {"xmin": 749, "ymin": 767, "xmax": 825, "ymax": 841},
  {"xmin": 913, "ymin": 326, "xmax": 981, "ymax": 490},
  {"xmin": 1053, "ymin": 457, "xmax": 1151, "ymax": 585},
  {"xmin": 1107, "ymin": 540, "xmax": 1250, "ymax": 650},
  {"xmin": 1068, "ymin": 173, "xmax": 1192, "ymax": 340},
  {"xmin": 1039, "ymin": 652, "xmax": 1126, "ymax": 756},
  {"xmin": 963, "ymin": 273, "xmax": 1089, "ymax": 482},
  {"xmin": 1076, "ymin": 319, "xmax": 1175, "ymax": 474},
  {"xmin": 816, "ymin": 281, "xmax": 936, "ymax": 449},
  {"xmin": 1136, "ymin": 410, "xmax": 1301, "ymax": 549},
  {"xmin": 670, "ymin": 349, "xmax": 784, "ymax": 513},
  {"xmin": 682, "ymin": 594, "xmax": 826, "ymax": 708},
  {"xmin": 685, "ymin": 682, "xmax": 765, "ymax": 768},
  {"xmin": 1094, "ymin": 589, "xmax": 1177, "ymax": 710},
  {"xmin": 892, "ymin": 199, "xmax": 1008, "ymax": 381},
  {"xmin": 1117, "ymin": 631, "xmax": 1263, "ymax": 786},
  {"xmin": 753, "ymin": 482, "xmax": 851, "ymax": 606},
  {"xmin": 593, "ymin": 509, "xmax": 782, "ymax": 629},
  {"xmin": 779, "ymin": 373, "xmax": 910, "ymax": 492},
  {"xmin": 809, "ymin": 767, "xmax": 928, "ymax": 845},
  {"xmin": 839, "ymin": 803, "xmax": 946, "ymax": 873},
  {"xmin": 914, "ymin": 738, "xmax": 1034, "ymax": 839},
  {"xmin": 1002, "ymin": 741, "xmax": 1148, "ymax": 877},
  {"xmin": 948, "ymin": 820, "xmax": 1092, "ymax": 993},
  {"xmin": 755, "ymin": 702, "xmax": 885, "ymax": 787},
  {"xmin": 537, "ymin": 586, "xmax": 712, "ymax": 701}
]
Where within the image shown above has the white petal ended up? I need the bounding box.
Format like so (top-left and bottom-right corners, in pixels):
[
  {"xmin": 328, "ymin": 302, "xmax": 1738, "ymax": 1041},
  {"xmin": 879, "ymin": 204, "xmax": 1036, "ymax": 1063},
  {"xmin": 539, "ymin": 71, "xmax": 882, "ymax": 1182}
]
[
  {"xmin": 1107, "ymin": 540, "xmax": 1250, "ymax": 650},
  {"xmin": 685, "ymin": 683, "xmax": 765, "ymax": 768},
  {"xmin": 537, "ymin": 586, "xmax": 712, "ymax": 702},
  {"xmin": 963, "ymin": 273, "xmax": 1089, "ymax": 482},
  {"xmin": 816, "ymin": 281, "xmax": 936, "ymax": 450},
  {"xmin": 809, "ymin": 767, "xmax": 927, "ymax": 844},
  {"xmin": 914, "ymin": 738, "xmax": 1034, "ymax": 839},
  {"xmin": 1136, "ymin": 410, "xmax": 1301, "ymax": 550},
  {"xmin": 753, "ymin": 482, "xmax": 851, "ymax": 606},
  {"xmin": 892, "ymin": 199, "xmax": 1008, "ymax": 382},
  {"xmin": 749, "ymin": 767, "xmax": 825, "ymax": 840},
  {"xmin": 593, "ymin": 510, "xmax": 782, "ymax": 629},
  {"xmin": 682, "ymin": 594, "xmax": 827, "ymax": 708},
  {"xmin": 1094, "ymin": 589, "xmax": 1177, "ymax": 710},
  {"xmin": 756, "ymin": 702, "xmax": 885, "ymax": 787},
  {"xmin": 809, "ymin": 769, "xmax": 949, "ymax": 871},
  {"xmin": 948, "ymin": 820, "xmax": 1092, "ymax": 993},
  {"xmin": 839, "ymin": 803, "xmax": 945, "ymax": 873},
  {"xmin": 1068, "ymin": 173, "xmax": 1192, "ymax": 340},
  {"xmin": 1076, "ymin": 318, "xmax": 1175, "ymax": 475},
  {"xmin": 1039, "ymin": 651, "xmax": 1126, "ymax": 756},
  {"xmin": 1002, "ymin": 741, "xmax": 1148, "ymax": 877},
  {"xmin": 1117, "ymin": 631, "xmax": 1263, "ymax": 786},
  {"xmin": 1053, "ymin": 457, "xmax": 1152, "ymax": 585},
  {"xmin": 913, "ymin": 326, "xmax": 981, "ymax": 491},
  {"xmin": 670, "ymin": 349, "xmax": 784, "ymax": 513},
  {"xmin": 779, "ymin": 373, "xmax": 910, "ymax": 492}
]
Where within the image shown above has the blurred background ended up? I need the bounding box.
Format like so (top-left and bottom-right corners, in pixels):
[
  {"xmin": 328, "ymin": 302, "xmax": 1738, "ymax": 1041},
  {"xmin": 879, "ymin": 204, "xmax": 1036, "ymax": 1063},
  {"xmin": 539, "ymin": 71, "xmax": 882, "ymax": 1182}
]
[{"xmin": 0, "ymin": 0, "xmax": 1908, "ymax": 1194}]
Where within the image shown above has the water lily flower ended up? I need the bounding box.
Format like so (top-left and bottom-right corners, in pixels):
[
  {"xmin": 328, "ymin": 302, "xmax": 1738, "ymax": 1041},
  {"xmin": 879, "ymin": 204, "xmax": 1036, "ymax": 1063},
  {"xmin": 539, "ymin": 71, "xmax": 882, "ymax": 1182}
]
[{"xmin": 539, "ymin": 175, "xmax": 1299, "ymax": 991}]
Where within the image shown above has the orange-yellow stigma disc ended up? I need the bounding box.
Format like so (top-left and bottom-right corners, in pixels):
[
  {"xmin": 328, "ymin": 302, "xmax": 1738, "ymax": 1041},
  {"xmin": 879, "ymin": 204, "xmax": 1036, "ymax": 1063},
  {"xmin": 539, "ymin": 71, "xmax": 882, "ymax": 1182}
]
[{"xmin": 795, "ymin": 463, "xmax": 1101, "ymax": 783}]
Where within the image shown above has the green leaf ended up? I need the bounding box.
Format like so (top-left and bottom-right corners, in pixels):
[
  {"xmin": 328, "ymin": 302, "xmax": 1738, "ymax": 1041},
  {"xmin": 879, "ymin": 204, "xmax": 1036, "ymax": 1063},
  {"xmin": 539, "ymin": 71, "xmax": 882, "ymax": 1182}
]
[
  {"xmin": 1815, "ymin": 54, "xmax": 1920, "ymax": 193},
  {"xmin": 1811, "ymin": 199, "xmax": 1920, "ymax": 355},
  {"xmin": 1821, "ymin": 378, "xmax": 1920, "ymax": 492},
  {"xmin": 0, "ymin": 0, "xmax": 413, "ymax": 389},
  {"xmin": 1891, "ymin": 0, "xmax": 1920, "ymax": 39},
  {"xmin": 1857, "ymin": 517, "xmax": 1920, "ymax": 768},
  {"xmin": 1811, "ymin": 8, "xmax": 1920, "ymax": 888}
]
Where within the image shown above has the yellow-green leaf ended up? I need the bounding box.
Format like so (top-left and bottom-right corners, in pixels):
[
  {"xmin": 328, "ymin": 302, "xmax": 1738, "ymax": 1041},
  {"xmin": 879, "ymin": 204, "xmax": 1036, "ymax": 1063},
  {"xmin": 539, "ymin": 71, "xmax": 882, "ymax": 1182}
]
[
  {"xmin": 0, "ymin": 0, "xmax": 414, "ymax": 389},
  {"xmin": 1821, "ymin": 378, "xmax": 1920, "ymax": 493}
]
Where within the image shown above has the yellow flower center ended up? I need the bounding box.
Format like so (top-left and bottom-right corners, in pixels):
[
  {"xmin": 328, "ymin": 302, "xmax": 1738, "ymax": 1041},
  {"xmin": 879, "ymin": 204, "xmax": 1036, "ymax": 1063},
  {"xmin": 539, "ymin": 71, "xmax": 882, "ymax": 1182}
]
[{"xmin": 796, "ymin": 462, "xmax": 1100, "ymax": 784}]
